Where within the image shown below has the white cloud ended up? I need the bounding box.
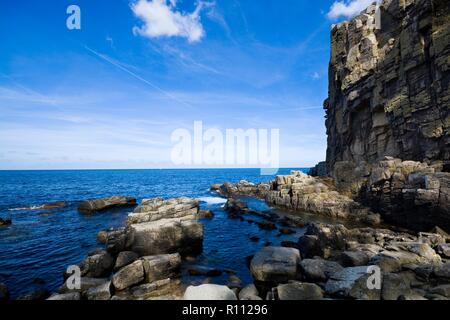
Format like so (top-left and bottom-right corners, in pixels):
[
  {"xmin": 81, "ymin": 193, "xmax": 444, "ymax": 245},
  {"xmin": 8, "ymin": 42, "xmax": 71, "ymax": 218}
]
[
  {"xmin": 131, "ymin": 0, "xmax": 211, "ymax": 43},
  {"xmin": 327, "ymin": 0, "xmax": 377, "ymax": 20}
]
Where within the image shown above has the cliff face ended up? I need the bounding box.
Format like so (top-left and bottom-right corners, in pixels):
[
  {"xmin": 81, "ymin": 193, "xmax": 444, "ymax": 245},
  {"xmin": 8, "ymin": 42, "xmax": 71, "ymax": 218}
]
[{"xmin": 325, "ymin": 0, "xmax": 450, "ymax": 191}]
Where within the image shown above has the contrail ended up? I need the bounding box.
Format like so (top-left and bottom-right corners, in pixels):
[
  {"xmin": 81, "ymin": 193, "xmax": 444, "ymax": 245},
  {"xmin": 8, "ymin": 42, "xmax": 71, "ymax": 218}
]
[{"xmin": 84, "ymin": 45, "xmax": 195, "ymax": 109}]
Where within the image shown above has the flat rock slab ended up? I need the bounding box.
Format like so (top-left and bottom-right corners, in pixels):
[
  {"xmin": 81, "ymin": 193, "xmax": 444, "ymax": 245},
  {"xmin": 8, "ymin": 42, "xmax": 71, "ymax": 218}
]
[
  {"xmin": 128, "ymin": 218, "xmax": 203, "ymax": 256},
  {"xmin": 277, "ymin": 281, "xmax": 323, "ymax": 300},
  {"xmin": 78, "ymin": 196, "xmax": 136, "ymax": 213},
  {"xmin": 250, "ymin": 246, "xmax": 301, "ymax": 283},
  {"xmin": 128, "ymin": 197, "xmax": 199, "ymax": 224}
]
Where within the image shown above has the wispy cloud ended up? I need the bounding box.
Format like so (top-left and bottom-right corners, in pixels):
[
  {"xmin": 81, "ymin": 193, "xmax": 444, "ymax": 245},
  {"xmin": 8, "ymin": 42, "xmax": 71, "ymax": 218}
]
[
  {"xmin": 327, "ymin": 0, "xmax": 376, "ymax": 20},
  {"xmin": 131, "ymin": 0, "xmax": 213, "ymax": 43}
]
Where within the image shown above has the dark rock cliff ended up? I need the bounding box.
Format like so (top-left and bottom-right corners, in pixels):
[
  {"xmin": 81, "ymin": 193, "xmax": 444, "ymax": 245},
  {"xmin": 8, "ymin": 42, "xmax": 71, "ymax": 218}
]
[
  {"xmin": 322, "ymin": 0, "xmax": 450, "ymax": 231},
  {"xmin": 324, "ymin": 0, "xmax": 449, "ymax": 185}
]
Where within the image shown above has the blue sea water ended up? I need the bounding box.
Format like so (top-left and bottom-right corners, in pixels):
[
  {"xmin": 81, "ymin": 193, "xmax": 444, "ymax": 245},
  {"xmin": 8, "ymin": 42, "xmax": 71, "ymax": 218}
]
[{"xmin": 0, "ymin": 168, "xmax": 309, "ymax": 298}]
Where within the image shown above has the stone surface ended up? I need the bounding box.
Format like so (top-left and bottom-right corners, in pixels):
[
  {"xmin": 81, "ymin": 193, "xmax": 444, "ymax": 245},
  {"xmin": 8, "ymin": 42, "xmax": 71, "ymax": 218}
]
[
  {"xmin": 114, "ymin": 251, "xmax": 139, "ymax": 271},
  {"xmin": 16, "ymin": 288, "xmax": 50, "ymax": 300},
  {"xmin": 127, "ymin": 197, "xmax": 199, "ymax": 224},
  {"xmin": 250, "ymin": 246, "xmax": 301, "ymax": 283},
  {"xmin": 300, "ymin": 259, "xmax": 344, "ymax": 282},
  {"xmin": 59, "ymin": 277, "xmax": 109, "ymax": 294},
  {"xmin": 381, "ymin": 273, "xmax": 412, "ymax": 300},
  {"xmin": 325, "ymin": 266, "xmax": 381, "ymax": 300},
  {"xmin": 131, "ymin": 278, "xmax": 182, "ymax": 300},
  {"xmin": 238, "ymin": 284, "xmax": 261, "ymax": 300},
  {"xmin": 112, "ymin": 260, "xmax": 144, "ymax": 291},
  {"xmin": 128, "ymin": 218, "xmax": 203, "ymax": 256},
  {"xmin": 85, "ymin": 281, "xmax": 112, "ymax": 300},
  {"xmin": 79, "ymin": 250, "xmax": 114, "ymax": 277},
  {"xmin": 78, "ymin": 196, "xmax": 136, "ymax": 213},
  {"xmin": 0, "ymin": 218, "xmax": 12, "ymax": 226},
  {"xmin": 184, "ymin": 284, "xmax": 237, "ymax": 300},
  {"xmin": 277, "ymin": 281, "xmax": 323, "ymax": 300},
  {"xmin": 141, "ymin": 253, "xmax": 181, "ymax": 283}
]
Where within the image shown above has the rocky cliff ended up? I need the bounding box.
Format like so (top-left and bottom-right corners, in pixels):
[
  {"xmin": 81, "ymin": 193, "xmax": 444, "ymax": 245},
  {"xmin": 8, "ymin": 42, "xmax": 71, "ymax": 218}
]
[
  {"xmin": 322, "ymin": 0, "xmax": 450, "ymax": 231},
  {"xmin": 324, "ymin": 0, "xmax": 449, "ymax": 187}
]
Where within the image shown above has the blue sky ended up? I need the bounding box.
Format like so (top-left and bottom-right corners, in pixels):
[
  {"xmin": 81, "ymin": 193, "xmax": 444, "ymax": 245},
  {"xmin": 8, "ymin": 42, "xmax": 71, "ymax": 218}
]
[{"xmin": 0, "ymin": 0, "xmax": 373, "ymax": 169}]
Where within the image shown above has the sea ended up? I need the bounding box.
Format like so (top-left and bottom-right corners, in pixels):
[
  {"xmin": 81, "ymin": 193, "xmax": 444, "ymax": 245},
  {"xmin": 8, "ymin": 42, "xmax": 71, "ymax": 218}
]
[{"xmin": 0, "ymin": 168, "xmax": 311, "ymax": 298}]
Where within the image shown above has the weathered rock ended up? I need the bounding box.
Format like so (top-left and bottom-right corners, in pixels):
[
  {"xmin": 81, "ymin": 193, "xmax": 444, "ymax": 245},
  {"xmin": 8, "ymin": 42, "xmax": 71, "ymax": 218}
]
[
  {"xmin": 0, "ymin": 283, "xmax": 9, "ymax": 301},
  {"xmin": 131, "ymin": 278, "xmax": 182, "ymax": 300},
  {"xmin": 85, "ymin": 281, "xmax": 112, "ymax": 300},
  {"xmin": 79, "ymin": 250, "xmax": 114, "ymax": 277},
  {"xmin": 250, "ymin": 247, "xmax": 301, "ymax": 283},
  {"xmin": 224, "ymin": 198, "xmax": 249, "ymax": 215},
  {"xmin": 238, "ymin": 284, "xmax": 261, "ymax": 300},
  {"xmin": 381, "ymin": 273, "xmax": 412, "ymax": 300},
  {"xmin": 436, "ymin": 244, "xmax": 450, "ymax": 259},
  {"xmin": 429, "ymin": 284, "xmax": 450, "ymax": 298},
  {"xmin": 184, "ymin": 284, "xmax": 237, "ymax": 300},
  {"xmin": 299, "ymin": 259, "xmax": 344, "ymax": 282},
  {"xmin": 47, "ymin": 292, "xmax": 81, "ymax": 300},
  {"xmin": 59, "ymin": 277, "xmax": 109, "ymax": 294},
  {"xmin": 325, "ymin": 266, "xmax": 381, "ymax": 300},
  {"xmin": 78, "ymin": 196, "xmax": 136, "ymax": 213},
  {"xmin": 114, "ymin": 251, "xmax": 139, "ymax": 271},
  {"xmin": 434, "ymin": 262, "xmax": 450, "ymax": 280},
  {"xmin": 370, "ymin": 242, "xmax": 441, "ymax": 273},
  {"xmin": 198, "ymin": 210, "xmax": 214, "ymax": 219},
  {"xmin": 141, "ymin": 253, "xmax": 181, "ymax": 283},
  {"xmin": 340, "ymin": 251, "xmax": 370, "ymax": 267},
  {"xmin": 277, "ymin": 281, "xmax": 323, "ymax": 300},
  {"xmin": 0, "ymin": 218, "xmax": 12, "ymax": 226},
  {"xmin": 128, "ymin": 218, "xmax": 203, "ymax": 256},
  {"xmin": 227, "ymin": 275, "xmax": 242, "ymax": 289},
  {"xmin": 112, "ymin": 260, "xmax": 144, "ymax": 291},
  {"xmin": 127, "ymin": 197, "xmax": 199, "ymax": 224},
  {"xmin": 297, "ymin": 235, "xmax": 321, "ymax": 259},
  {"xmin": 16, "ymin": 288, "xmax": 50, "ymax": 300}
]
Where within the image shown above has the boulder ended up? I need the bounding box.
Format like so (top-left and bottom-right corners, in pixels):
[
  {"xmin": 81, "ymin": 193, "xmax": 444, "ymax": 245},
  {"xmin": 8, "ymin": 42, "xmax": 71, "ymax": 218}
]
[
  {"xmin": 429, "ymin": 285, "xmax": 450, "ymax": 298},
  {"xmin": 85, "ymin": 281, "xmax": 112, "ymax": 300},
  {"xmin": 78, "ymin": 196, "xmax": 136, "ymax": 213},
  {"xmin": 79, "ymin": 250, "xmax": 114, "ymax": 277},
  {"xmin": 184, "ymin": 284, "xmax": 237, "ymax": 300},
  {"xmin": 340, "ymin": 251, "xmax": 370, "ymax": 267},
  {"xmin": 434, "ymin": 262, "xmax": 450, "ymax": 280},
  {"xmin": 381, "ymin": 273, "xmax": 412, "ymax": 300},
  {"xmin": 127, "ymin": 197, "xmax": 199, "ymax": 224},
  {"xmin": 114, "ymin": 251, "xmax": 139, "ymax": 271},
  {"xmin": 47, "ymin": 292, "xmax": 81, "ymax": 300},
  {"xmin": 436, "ymin": 244, "xmax": 450, "ymax": 259},
  {"xmin": 250, "ymin": 247, "xmax": 301, "ymax": 283},
  {"xmin": 112, "ymin": 260, "xmax": 144, "ymax": 291},
  {"xmin": 59, "ymin": 277, "xmax": 109, "ymax": 294},
  {"xmin": 277, "ymin": 281, "xmax": 323, "ymax": 300},
  {"xmin": 299, "ymin": 259, "xmax": 344, "ymax": 282},
  {"xmin": 198, "ymin": 210, "xmax": 214, "ymax": 219},
  {"xmin": 297, "ymin": 235, "xmax": 321, "ymax": 258},
  {"xmin": 141, "ymin": 253, "xmax": 181, "ymax": 283},
  {"xmin": 131, "ymin": 278, "xmax": 182, "ymax": 300},
  {"xmin": 325, "ymin": 266, "xmax": 381, "ymax": 300},
  {"xmin": 238, "ymin": 284, "xmax": 261, "ymax": 300},
  {"xmin": 0, "ymin": 218, "xmax": 12, "ymax": 226},
  {"xmin": 128, "ymin": 218, "xmax": 203, "ymax": 256},
  {"xmin": 371, "ymin": 242, "xmax": 441, "ymax": 273},
  {"xmin": 16, "ymin": 288, "xmax": 50, "ymax": 300}
]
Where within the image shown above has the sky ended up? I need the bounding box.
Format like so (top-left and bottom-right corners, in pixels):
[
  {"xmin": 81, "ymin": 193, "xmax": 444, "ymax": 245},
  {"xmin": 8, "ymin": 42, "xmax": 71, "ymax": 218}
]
[{"xmin": 0, "ymin": 0, "xmax": 375, "ymax": 170}]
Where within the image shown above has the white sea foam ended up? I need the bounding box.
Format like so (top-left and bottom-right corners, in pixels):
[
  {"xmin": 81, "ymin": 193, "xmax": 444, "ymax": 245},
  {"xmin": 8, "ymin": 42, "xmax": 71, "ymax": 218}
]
[
  {"xmin": 197, "ymin": 197, "xmax": 227, "ymax": 205},
  {"xmin": 8, "ymin": 205, "xmax": 45, "ymax": 211}
]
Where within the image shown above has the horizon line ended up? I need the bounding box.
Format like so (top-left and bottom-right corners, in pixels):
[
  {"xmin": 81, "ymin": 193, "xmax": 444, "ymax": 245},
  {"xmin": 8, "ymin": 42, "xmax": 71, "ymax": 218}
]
[{"xmin": 0, "ymin": 166, "xmax": 313, "ymax": 172}]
